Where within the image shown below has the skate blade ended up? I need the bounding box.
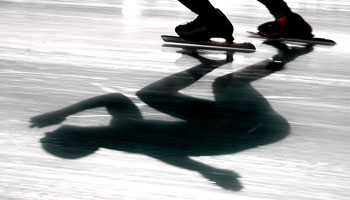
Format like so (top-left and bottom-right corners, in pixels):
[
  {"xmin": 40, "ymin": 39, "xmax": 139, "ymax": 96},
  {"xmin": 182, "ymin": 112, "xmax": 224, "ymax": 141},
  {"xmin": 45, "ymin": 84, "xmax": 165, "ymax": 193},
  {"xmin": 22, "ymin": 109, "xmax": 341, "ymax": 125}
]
[
  {"xmin": 161, "ymin": 35, "xmax": 255, "ymax": 53},
  {"xmin": 247, "ymin": 31, "xmax": 336, "ymax": 46}
]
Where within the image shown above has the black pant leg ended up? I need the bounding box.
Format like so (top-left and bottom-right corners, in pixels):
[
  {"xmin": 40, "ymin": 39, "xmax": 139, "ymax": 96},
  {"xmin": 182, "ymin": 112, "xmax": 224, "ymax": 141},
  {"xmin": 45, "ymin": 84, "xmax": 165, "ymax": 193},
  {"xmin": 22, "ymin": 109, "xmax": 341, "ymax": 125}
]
[
  {"xmin": 178, "ymin": 0, "xmax": 217, "ymax": 16},
  {"xmin": 257, "ymin": 0, "xmax": 292, "ymax": 18}
]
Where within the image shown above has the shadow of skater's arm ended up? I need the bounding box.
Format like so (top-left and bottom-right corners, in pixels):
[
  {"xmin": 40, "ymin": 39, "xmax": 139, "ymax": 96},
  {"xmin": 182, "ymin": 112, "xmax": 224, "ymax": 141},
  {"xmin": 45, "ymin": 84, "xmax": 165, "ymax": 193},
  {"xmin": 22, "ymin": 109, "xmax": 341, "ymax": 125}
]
[
  {"xmin": 30, "ymin": 93, "xmax": 142, "ymax": 128},
  {"xmin": 149, "ymin": 154, "xmax": 243, "ymax": 191}
]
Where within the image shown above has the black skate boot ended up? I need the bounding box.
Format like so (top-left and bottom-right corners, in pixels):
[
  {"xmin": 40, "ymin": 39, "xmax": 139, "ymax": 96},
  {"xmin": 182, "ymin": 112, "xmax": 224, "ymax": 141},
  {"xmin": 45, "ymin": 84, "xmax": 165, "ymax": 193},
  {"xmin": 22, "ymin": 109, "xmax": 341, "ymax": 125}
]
[
  {"xmin": 175, "ymin": 9, "xmax": 234, "ymax": 43},
  {"xmin": 258, "ymin": 13, "xmax": 313, "ymax": 39}
]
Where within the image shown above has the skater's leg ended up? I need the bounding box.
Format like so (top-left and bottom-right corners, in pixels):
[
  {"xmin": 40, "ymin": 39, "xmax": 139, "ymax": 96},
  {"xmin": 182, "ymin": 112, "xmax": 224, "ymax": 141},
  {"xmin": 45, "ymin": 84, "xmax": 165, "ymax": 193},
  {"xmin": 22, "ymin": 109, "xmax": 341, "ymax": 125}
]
[
  {"xmin": 257, "ymin": 0, "xmax": 313, "ymax": 38},
  {"xmin": 178, "ymin": 0, "xmax": 217, "ymax": 16},
  {"xmin": 257, "ymin": 0, "xmax": 292, "ymax": 18}
]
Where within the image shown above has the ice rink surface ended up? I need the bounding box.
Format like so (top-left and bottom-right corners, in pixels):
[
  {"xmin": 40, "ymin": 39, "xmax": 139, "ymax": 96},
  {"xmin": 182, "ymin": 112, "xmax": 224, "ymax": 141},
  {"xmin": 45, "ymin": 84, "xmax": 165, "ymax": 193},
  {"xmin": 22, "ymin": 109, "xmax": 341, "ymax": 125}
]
[{"xmin": 1, "ymin": 0, "xmax": 350, "ymax": 199}]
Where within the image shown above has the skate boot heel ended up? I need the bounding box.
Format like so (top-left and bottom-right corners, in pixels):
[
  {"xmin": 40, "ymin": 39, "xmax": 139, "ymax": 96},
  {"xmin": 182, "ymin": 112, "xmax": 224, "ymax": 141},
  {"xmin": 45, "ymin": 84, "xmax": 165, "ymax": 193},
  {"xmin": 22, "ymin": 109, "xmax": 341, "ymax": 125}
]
[{"xmin": 225, "ymin": 35, "xmax": 234, "ymax": 44}]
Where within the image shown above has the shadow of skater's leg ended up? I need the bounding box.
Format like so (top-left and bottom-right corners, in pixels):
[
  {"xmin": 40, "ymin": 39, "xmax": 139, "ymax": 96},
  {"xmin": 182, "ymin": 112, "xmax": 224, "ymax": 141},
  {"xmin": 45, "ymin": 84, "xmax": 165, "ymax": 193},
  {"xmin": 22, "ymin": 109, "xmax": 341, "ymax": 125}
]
[
  {"xmin": 149, "ymin": 154, "xmax": 243, "ymax": 191},
  {"xmin": 139, "ymin": 52, "xmax": 232, "ymax": 95},
  {"xmin": 136, "ymin": 53, "xmax": 232, "ymax": 121},
  {"xmin": 213, "ymin": 42, "xmax": 313, "ymax": 88}
]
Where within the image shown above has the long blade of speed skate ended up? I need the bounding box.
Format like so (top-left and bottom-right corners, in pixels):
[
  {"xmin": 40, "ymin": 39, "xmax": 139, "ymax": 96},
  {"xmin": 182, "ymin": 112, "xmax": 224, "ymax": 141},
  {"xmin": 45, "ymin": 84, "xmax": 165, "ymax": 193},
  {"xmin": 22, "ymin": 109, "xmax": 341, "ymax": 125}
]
[
  {"xmin": 247, "ymin": 31, "xmax": 336, "ymax": 46},
  {"xmin": 161, "ymin": 35, "xmax": 256, "ymax": 53}
]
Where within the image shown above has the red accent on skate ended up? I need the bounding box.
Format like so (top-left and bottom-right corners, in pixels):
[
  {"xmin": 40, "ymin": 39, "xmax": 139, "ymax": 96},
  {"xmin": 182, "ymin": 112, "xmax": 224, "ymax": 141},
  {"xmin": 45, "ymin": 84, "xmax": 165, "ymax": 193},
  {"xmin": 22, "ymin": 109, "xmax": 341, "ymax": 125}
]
[{"xmin": 276, "ymin": 16, "xmax": 288, "ymax": 28}]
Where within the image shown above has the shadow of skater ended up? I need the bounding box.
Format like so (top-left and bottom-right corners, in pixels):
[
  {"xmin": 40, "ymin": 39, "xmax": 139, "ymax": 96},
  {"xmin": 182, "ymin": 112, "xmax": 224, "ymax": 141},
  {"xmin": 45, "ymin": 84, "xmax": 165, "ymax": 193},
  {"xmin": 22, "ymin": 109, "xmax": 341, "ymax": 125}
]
[{"xmin": 30, "ymin": 42, "xmax": 313, "ymax": 191}]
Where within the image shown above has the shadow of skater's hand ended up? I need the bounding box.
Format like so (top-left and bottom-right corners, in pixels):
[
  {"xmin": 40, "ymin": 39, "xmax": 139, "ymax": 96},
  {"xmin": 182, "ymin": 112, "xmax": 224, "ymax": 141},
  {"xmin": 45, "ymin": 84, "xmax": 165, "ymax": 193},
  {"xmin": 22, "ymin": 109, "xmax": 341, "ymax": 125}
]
[
  {"xmin": 264, "ymin": 41, "xmax": 314, "ymax": 63},
  {"xmin": 30, "ymin": 110, "xmax": 67, "ymax": 128},
  {"xmin": 201, "ymin": 168, "xmax": 243, "ymax": 191}
]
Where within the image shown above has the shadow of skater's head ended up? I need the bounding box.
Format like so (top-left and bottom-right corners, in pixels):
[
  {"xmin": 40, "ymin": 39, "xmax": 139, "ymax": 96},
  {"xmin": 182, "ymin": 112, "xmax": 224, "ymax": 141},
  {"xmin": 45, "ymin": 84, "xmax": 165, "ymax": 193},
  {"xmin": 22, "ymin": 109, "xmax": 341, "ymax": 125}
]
[{"xmin": 40, "ymin": 126, "xmax": 98, "ymax": 159}]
